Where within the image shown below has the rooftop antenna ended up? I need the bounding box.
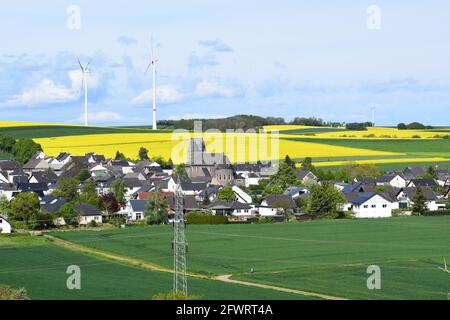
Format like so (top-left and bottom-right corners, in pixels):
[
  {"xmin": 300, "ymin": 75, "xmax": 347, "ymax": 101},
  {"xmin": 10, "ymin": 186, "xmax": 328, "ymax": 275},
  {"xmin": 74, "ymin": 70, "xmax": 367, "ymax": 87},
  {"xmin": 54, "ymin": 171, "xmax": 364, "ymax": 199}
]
[
  {"xmin": 172, "ymin": 177, "xmax": 188, "ymax": 296},
  {"xmin": 78, "ymin": 58, "xmax": 92, "ymax": 127},
  {"xmin": 370, "ymin": 103, "xmax": 381, "ymax": 127},
  {"xmin": 146, "ymin": 36, "xmax": 159, "ymax": 130}
]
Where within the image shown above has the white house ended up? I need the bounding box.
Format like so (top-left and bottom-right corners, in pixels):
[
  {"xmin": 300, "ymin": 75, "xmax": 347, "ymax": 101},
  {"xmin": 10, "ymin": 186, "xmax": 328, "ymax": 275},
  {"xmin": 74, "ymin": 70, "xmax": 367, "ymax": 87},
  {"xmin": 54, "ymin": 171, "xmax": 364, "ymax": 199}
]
[
  {"xmin": 259, "ymin": 195, "xmax": 297, "ymax": 217},
  {"xmin": 127, "ymin": 200, "xmax": 147, "ymax": 221},
  {"xmin": 377, "ymin": 174, "xmax": 407, "ymax": 188},
  {"xmin": 73, "ymin": 203, "xmax": 103, "ymax": 225},
  {"xmin": 350, "ymin": 192, "xmax": 397, "ymax": 218},
  {"xmin": 0, "ymin": 214, "xmax": 12, "ymax": 234},
  {"xmin": 90, "ymin": 164, "xmax": 108, "ymax": 177},
  {"xmin": 397, "ymin": 187, "xmax": 444, "ymax": 211},
  {"xmin": 232, "ymin": 185, "xmax": 252, "ymax": 204},
  {"xmin": 208, "ymin": 201, "xmax": 255, "ymax": 218}
]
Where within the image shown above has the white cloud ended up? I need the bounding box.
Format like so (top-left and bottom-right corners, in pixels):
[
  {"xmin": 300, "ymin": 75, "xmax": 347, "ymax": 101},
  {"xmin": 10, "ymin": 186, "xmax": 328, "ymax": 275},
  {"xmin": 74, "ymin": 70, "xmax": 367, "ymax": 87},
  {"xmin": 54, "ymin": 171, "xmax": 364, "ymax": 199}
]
[
  {"xmin": 88, "ymin": 111, "xmax": 125, "ymax": 122},
  {"xmin": 195, "ymin": 80, "xmax": 242, "ymax": 98},
  {"xmin": 131, "ymin": 85, "xmax": 184, "ymax": 106},
  {"xmin": 3, "ymin": 69, "xmax": 100, "ymax": 108}
]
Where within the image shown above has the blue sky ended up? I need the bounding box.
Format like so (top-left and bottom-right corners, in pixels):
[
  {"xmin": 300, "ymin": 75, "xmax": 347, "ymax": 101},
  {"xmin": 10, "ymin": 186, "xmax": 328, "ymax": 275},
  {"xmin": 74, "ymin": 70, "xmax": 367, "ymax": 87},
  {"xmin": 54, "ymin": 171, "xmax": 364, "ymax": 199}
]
[{"xmin": 1, "ymin": 1, "xmax": 449, "ymax": 126}]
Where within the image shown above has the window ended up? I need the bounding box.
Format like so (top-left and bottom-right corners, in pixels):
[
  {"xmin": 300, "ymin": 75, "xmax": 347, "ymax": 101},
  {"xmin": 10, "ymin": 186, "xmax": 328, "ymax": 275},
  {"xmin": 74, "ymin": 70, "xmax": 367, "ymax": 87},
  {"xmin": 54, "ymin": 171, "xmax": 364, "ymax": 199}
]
[
  {"xmin": 136, "ymin": 213, "xmax": 142, "ymax": 220},
  {"xmin": 364, "ymin": 205, "xmax": 369, "ymax": 209},
  {"xmin": 372, "ymin": 205, "xmax": 376, "ymax": 208},
  {"xmin": 382, "ymin": 204, "xmax": 387, "ymax": 208}
]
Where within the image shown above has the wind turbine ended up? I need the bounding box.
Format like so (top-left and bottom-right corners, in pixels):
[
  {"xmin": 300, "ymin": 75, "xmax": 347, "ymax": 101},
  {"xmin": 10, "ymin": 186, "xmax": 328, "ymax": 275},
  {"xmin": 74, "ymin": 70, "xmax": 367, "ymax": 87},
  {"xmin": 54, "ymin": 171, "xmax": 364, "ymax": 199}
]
[
  {"xmin": 370, "ymin": 103, "xmax": 381, "ymax": 127},
  {"xmin": 146, "ymin": 37, "xmax": 159, "ymax": 130},
  {"xmin": 78, "ymin": 59, "xmax": 91, "ymax": 127}
]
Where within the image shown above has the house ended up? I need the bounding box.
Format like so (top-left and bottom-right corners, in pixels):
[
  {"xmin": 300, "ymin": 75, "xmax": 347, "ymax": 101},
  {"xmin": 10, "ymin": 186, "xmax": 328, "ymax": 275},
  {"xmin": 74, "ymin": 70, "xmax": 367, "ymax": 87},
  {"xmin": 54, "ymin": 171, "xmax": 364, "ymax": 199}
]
[
  {"xmin": 436, "ymin": 169, "xmax": 450, "ymax": 187},
  {"xmin": 49, "ymin": 152, "xmax": 72, "ymax": 169},
  {"xmin": 295, "ymin": 170, "xmax": 318, "ymax": 184},
  {"xmin": 197, "ymin": 185, "xmax": 221, "ymax": 203},
  {"xmin": 403, "ymin": 167, "xmax": 426, "ymax": 181},
  {"xmin": 127, "ymin": 200, "xmax": 147, "ymax": 221},
  {"xmin": 208, "ymin": 201, "xmax": 255, "ymax": 218},
  {"xmin": 407, "ymin": 179, "xmax": 438, "ymax": 188},
  {"xmin": 73, "ymin": 202, "xmax": 103, "ymax": 225},
  {"xmin": 28, "ymin": 171, "xmax": 58, "ymax": 185},
  {"xmin": 0, "ymin": 214, "xmax": 12, "ymax": 234},
  {"xmin": 376, "ymin": 173, "xmax": 407, "ymax": 188},
  {"xmin": 284, "ymin": 186, "xmax": 309, "ymax": 199},
  {"xmin": 23, "ymin": 159, "xmax": 50, "ymax": 173},
  {"xmin": 232, "ymin": 185, "xmax": 252, "ymax": 204},
  {"xmin": 90, "ymin": 164, "xmax": 109, "ymax": 177},
  {"xmin": 349, "ymin": 192, "xmax": 397, "ymax": 218},
  {"xmin": 86, "ymin": 153, "xmax": 106, "ymax": 164},
  {"xmin": 108, "ymin": 160, "xmax": 135, "ymax": 175},
  {"xmin": 0, "ymin": 160, "xmax": 21, "ymax": 175},
  {"xmin": 17, "ymin": 182, "xmax": 49, "ymax": 198},
  {"xmin": 397, "ymin": 187, "xmax": 444, "ymax": 211},
  {"xmin": 259, "ymin": 195, "xmax": 297, "ymax": 217}
]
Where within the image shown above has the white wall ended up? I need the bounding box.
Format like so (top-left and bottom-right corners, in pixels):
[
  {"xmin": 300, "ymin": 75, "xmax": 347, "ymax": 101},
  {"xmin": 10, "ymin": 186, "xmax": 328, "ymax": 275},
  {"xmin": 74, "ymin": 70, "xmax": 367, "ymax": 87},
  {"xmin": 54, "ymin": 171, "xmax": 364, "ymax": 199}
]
[
  {"xmin": 352, "ymin": 195, "xmax": 395, "ymax": 218},
  {"xmin": 0, "ymin": 217, "xmax": 12, "ymax": 234}
]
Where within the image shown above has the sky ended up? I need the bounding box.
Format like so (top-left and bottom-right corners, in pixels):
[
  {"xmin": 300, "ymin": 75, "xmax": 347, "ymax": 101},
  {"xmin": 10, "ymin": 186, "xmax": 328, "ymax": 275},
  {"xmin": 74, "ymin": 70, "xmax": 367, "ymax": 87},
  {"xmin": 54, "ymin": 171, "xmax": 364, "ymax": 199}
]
[{"xmin": 0, "ymin": 1, "xmax": 449, "ymax": 126}]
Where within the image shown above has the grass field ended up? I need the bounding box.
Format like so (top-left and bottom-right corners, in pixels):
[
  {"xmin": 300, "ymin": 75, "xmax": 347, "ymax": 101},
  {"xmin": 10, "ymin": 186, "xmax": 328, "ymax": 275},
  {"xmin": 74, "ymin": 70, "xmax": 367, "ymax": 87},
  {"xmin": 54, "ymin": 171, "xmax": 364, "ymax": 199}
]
[
  {"xmin": 50, "ymin": 217, "xmax": 450, "ymax": 300},
  {"xmin": 0, "ymin": 236, "xmax": 307, "ymax": 300}
]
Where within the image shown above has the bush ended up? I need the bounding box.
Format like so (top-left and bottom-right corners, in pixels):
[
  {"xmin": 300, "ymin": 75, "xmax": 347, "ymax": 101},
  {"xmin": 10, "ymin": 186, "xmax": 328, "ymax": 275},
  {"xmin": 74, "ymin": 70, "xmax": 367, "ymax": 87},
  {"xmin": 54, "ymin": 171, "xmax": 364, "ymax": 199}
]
[
  {"xmin": 186, "ymin": 212, "xmax": 228, "ymax": 224},
  {"xmin": 0, "ymin": 285, "xmax": 29, "ymax": 300},
  {"xmin": 88, "ymin": 220, "xmax": 98, "ymax": 228},
  {"xmin": 422, "ymin": 210, "xmax": 450, "ymax": 216},
  {"xmin": 258, "ymin": 217, "xmax": 274, "ymax": 224},
  {"xmin": 411, "ymin": 135, "xmax": 421, "ymax": 139}
]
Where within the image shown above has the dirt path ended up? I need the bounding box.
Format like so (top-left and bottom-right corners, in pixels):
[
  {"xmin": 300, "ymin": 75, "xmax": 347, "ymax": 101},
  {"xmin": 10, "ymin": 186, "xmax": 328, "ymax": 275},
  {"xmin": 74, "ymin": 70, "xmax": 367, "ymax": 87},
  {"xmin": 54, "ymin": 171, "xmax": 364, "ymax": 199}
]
[
  {"xmin": 45, "ymin": 235, "xmax": 347, "ymax": 300},
  {"xmin": 215, "ymin": 275, "xmax": 347, "ymax": 300}
]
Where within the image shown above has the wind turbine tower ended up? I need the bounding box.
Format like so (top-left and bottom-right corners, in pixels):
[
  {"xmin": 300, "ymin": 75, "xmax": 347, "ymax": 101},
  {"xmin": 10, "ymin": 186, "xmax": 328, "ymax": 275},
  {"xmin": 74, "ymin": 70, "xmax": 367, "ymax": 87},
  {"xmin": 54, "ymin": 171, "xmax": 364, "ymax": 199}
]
[
  {"xmin": 370, "ymin": 103, "xmax": 381, "ymax": 127},
  {"xmin": 146, "ymin": 38, "xmax": 159, "ymax": 130},
  {"xmin": 78, "ymin": 59, "xmax": 91, "ymax": 127}
]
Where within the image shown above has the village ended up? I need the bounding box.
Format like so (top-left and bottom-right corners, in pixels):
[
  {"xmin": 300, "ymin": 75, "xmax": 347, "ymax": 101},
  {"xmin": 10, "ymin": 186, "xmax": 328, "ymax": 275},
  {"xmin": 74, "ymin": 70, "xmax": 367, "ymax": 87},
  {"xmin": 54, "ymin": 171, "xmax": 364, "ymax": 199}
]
[{"xmin": 0, "ymin": 137, "xmax": 449, "ymax": 234}]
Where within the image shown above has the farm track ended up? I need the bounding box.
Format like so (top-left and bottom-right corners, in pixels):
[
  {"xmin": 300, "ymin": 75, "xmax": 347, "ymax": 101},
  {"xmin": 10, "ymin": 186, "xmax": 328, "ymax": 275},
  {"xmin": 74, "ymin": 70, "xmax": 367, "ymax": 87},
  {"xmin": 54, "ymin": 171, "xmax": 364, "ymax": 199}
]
[{"xmin": 45, "ymin": 235, "xmax": 345, "ymax": 300}]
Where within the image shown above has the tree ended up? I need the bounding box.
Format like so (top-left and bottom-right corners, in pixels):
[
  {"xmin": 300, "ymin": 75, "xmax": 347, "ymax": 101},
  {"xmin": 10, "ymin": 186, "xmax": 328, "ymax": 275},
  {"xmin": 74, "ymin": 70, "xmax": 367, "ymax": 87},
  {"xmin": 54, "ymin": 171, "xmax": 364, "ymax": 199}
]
[
  {"xmin": 300, "ymin": 157, "xmax": 314, "ymax": 171},
  {"xmin": 0, "ymin": 135, "xmax": 16, "ymax": 153},
  {"xmin": 8, "ymin": 192, "xmax": 40, "ymax": 222},
  {"xmin": 110, "ymin": 179, "xmax": 126, "ymax": 204},
  {"xmin": 0, "ymin": 195, "xmax": 9, "ymax": 214},
  {"xmin": 174, "ymin": 164, "xmax": 186, "ymax": 177},
  {"xmin": 144, "ymin": 193, "xmax": 168, "ymax": 225},
  {"xmin": 0, "ymin": 285, "xmax": 29, "ymax": 300},
  {"xmin": 53, "ymin": 178, "xmax": 79, "ymax": 202},
  {"xmin": 218, "ymin": 186, "xmax": 237, "ymax": 201},
  {"xmin": 264, "ymin": 163, "xmax": 300, "ymax": 195},
  {"xmin": 58, "ymin": 203, "xmax": 77, "ymax": 220},
  {"xmin": 76, "ymin": 169, "xmax": 91, "ymax": 182},
  {"xmin": 397, "ymin": 123, "xmax": 407, "ymax": 130},
  {"xmin": 80, "ymin": 179, "xmax": 100, "ymax": 207},
  {"xmin": 138, "ymin": 147, "xmax": 150, "ymax": 160},
  {"xmin": 12, "ymin": 138, "xmax": 42, "ymax": 163},
  {"xmin": 115, "ymin": 150, "xmax": 126, "ymax": 161},
  {"xmin": 424, "ymin": 166, "xmax": 437, "ymax": 179},
  {"xmin": 284, "ymin": 155, "xmax": 296, "ymax": 168},
  {"xmin": 99, "ymin": 193, "xmax": 119, "ymax": 215},
  {"xmin": 342, "ymin": 163, "xmax": 382, "ymax": 181},
  {"xmin": 202, "ymin": 190, "xmax": 211, "ymax": 206},
  {"xmin": 411, "ymin": 187, "xmax": 427, "ymax": 215},
  {"xmin": 306, "ymin": 182, "xmax": 345, "ymax": 219}
]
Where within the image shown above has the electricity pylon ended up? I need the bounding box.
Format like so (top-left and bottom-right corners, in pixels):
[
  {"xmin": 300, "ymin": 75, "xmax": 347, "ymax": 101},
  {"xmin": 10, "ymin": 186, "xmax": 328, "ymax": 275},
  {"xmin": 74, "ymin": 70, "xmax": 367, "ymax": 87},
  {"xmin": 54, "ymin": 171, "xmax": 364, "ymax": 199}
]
[{"xmin": 173, "ymin": 180, "xmax": 188, "ymax": 296}]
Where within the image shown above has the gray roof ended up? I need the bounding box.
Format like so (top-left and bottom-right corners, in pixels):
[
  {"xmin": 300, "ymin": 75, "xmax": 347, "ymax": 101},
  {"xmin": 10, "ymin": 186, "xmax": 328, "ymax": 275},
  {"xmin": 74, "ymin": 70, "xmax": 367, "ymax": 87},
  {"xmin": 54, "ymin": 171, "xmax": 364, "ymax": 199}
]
[
  {"xmin": 208, "ymin": 201, "xmax": 252, "ymax": 210},
  {"xmin": 73, "ymin": 202, "xmax": 102, "ymax": 216},
  {"xmin": 409, "ymin": 179, "xmax": 438, "ymax": 187},
  {"xmin": 0, "ymin": 160, "xmax": 21, "ymax": 171},
  {"xmin": 352, "ymin": 192, "xmax": 394, "ymax": 205},
  {"xmin": 41, "ymin": 198, "xmax": 68, "ymax": 214},
  {"xmin": 402, "ymin": 187, "xmax": 437, "ymax": 201},
  {"xmin": 262, "ymin": 195, "xmax": 297, "ymax": 209},
  {"xmin": 129, "ymin": 199, "xmax": 147, "ymax": 212}
]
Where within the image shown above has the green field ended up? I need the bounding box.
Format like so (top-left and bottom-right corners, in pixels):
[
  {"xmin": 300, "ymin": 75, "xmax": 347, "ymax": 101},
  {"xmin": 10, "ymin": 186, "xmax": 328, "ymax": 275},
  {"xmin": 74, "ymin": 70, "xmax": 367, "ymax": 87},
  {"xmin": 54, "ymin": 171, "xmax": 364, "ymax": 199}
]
[
  {"xmin": 0, "ymin": 125, "xmax": 171, "ymax": 139},
  {"xmin": 0, "ymin": 236, "xmax": 306, "ymax": 300},
  {"xmin": 50, "ymin": 217, "xmax": 450, "ymax": 300}
]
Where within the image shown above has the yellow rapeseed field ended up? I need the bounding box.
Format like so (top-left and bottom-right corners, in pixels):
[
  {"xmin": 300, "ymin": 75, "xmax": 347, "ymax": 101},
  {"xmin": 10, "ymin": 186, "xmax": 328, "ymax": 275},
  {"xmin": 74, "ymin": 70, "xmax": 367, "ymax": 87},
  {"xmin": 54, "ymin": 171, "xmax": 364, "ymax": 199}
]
[
  {"xmin": 35, "ymin": 131, "xmax": 401, "ymax": 164},
  {"xmin": 313, "ymin": 157, "xmax": 450, "ymax": 167}
]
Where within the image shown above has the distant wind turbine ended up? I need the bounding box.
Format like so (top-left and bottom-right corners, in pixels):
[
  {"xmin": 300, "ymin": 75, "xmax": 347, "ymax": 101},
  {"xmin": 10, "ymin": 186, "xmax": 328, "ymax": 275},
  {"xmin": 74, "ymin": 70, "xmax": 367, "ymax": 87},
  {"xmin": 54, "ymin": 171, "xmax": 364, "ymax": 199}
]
[
  {"xmin": 78, "ymin": 59, "xmax": 92, "ymax": 127},
  {"xmin": 146, "ymin": 37, "xmax": 159, "ymax": 130},
  {"xmin": 370, "ymin": 103, "xmax": 381, "ymax": 126}
]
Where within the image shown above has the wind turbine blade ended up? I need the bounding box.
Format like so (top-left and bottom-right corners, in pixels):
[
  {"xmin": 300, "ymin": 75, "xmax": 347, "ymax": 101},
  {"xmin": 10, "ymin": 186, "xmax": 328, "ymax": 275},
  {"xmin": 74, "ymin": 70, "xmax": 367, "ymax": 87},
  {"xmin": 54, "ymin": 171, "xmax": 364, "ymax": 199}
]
[
  {"xmin": 145, "ymin": 62, "xmax": 152, "ymax": 74},
  {"xmin": 78, "ymin": 58, "xmax": 83, "ymax": 70},
  {"xmin": 86, "ymin": 59, "xmax": 92, "ymax": 70}
]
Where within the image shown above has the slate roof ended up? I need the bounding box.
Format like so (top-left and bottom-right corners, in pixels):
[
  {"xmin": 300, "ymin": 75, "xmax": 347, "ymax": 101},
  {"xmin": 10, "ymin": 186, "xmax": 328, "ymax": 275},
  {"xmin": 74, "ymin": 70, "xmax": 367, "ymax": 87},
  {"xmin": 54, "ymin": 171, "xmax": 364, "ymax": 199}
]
[
  {"xmin": 401, "ymin": 187, "xmax": 437, "ymax": 201},
  {"xmin": 40, "ymin": 198, "xmax": 68, "ymax": 214},
  {"xmin": 262, "ymin": 195, "xmax": 297, "ymax": 209},
  {"xmin": 0, "ymin": 160, "xmax": 21, "ymax": 171},
  {"xmin": 208, "ymin": 201, "xmax": 252, "ymax": 210},
  {"xmin": 73, "ymin": 202, "xmax": 102, "ymax": 216},
  {"xmin": 129, "ymin": 199, "xmax": 147, "ymax": 212},
  {"xmin": 409, "ymin": 179, "xmax": 438, "ymax": 187}
]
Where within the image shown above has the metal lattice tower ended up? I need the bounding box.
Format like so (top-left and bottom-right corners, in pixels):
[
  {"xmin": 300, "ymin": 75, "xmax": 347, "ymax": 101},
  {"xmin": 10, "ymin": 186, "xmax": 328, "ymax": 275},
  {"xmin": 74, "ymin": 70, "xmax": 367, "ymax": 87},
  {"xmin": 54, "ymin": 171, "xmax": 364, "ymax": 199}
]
[{"xmin": 173, "ymin": 180, "xmax": 188, "ymax": 296}]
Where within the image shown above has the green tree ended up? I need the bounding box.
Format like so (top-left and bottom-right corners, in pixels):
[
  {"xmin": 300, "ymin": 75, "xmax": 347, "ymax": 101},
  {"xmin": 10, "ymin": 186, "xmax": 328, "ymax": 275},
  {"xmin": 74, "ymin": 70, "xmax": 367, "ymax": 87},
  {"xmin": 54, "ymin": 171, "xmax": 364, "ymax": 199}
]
[
  {"xmin": 423, "ymin": 166, "xmax": 437, "ymax": 179},
  {"xmin": 0, "ymin": 135, "xmax": 16, "ymax": 153},
  {"xmin": 110, "ymin": 179, "xmax": 126, "ymax": 204},
  {"xmin": 397, "ymin": 123, "xmax": 407, "ymax": 130},
  {"xmin": 144, "ymin": 193, "xmax": 168, "ymax": 225},
  {"xmin": 0, "ymin": 195, "xmax": 9, "ymax": 214},
  {"xmin": 8, "ymin": 192, "xmax": 40, "ymax": 222},
  {"xmin": 300, "ymin": 157, "xmax": 315, "ymax": 171},
  {"xmin": 12, "ymin": 138, "xmax": 42, "ymax": 163},
  {"xmin": 53, "ymin": 178, "xmax": 79, "ymax": 202},
  {"xmin": 202, "ymin": 190, "xmax": 211, "ymax": 205},
  {"xmin": 115, "ymin": 150, "xmax": 127, "ymax": 161},
  {"xmin": 217, "ymin": 186, "xmax": 237, "ymax": 201},
  {"xmin": 27, "ymin": 213, "xmax": 38, "ymax": 230},
  {"xmin": 264, "ymin": 163, "xmax": 300, "ymax": 195},
  {"xmin": 80, "ymin": 179, "xmax": 100, "ymax": 207},
  {"xmin": 0, "ymin": 285, "xmax": 29, "ymax": 300},
  {"xmin": 76, "ymin": 169, "xmax": 91, "ymax": 182},
  {"xmin": 306, "ymin": 182, "xmax": 345, "ymax": 219},
  {"xmin": 174, "ymin": 164, "xmax": 186, "ymax": 177},
  {"xmin": 284, "ymin": 155, "xmax": 296, "ymax": 168},
  {"xmin": 138, "ymin": 147, "xmax": 150, "ymax": 160},
  {"xmin": 58, "ymin": 203, "xmax": 77, "ymax": 223},
  {"xmin": 411, "ymin": 187, "xmax": 427, "ymax": 215},
  {"xmin": 342, "ymin": 163, "xmax": 382, "ymax": 181}
]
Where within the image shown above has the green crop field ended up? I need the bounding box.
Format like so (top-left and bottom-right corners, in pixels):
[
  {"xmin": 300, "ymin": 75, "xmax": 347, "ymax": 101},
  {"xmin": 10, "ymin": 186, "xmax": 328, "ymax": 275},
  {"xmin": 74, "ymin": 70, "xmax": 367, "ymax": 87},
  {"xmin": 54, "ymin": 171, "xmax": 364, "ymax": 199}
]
[
  {"xmin": 51, "ymin": 217, "xmax": 450, "ymax": 300},
  {"xmin": 0, "ymin": 125, "xmax": 172, "ymax": 139},
  {"xmin": 0, "ymin": 236, "xmax": 306, "ymax": 300}
]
